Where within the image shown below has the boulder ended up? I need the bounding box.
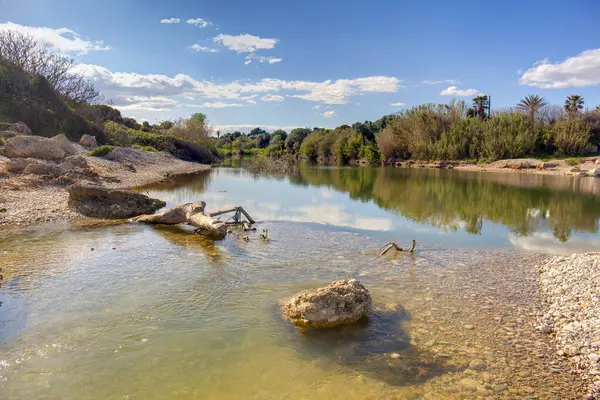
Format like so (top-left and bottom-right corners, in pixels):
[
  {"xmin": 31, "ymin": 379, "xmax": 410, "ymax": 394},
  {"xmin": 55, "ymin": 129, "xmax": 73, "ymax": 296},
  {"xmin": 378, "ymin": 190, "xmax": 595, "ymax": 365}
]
[
  {"xmin": 67, "ymin": 183, "xmax": 166, "ymax": 219},
  {"xmin": 5, "ymin": 135, "xmax": 69, "ymax": 160},
  {"xmin": 282, "ymin": 279, "xmax": 372, "ymax": 328},
  {"xmin": 589, "ymin": 169, "xmax": 600, "ymax": 177},
  {"xmin": 60, "ymin": 155, "xmax": 90, "ymax": 170},
  {"xmin": 8, "ymin": 122, "xmax": 33, "ymax": 136},
  {"xmin": 23, "ymin": 161, "xmax": 65, "ymax": 176},
  {"xmin": 537, "ymin": 162, "xmax": 558, "ymax": 170},
  {"xmin": 496, "ymin": 159, "xmax": 541, "ymax": 170},
  {"xmin": 5, "ymin": 157, "xmax": 43, "ymax": 172},
  {"xmin": 52, "ymin": 134, "xmax": 77, "ymax": 156},
  {"xmin": 79, "ymin": 134, "xmax": 97, "ymax": 148}
]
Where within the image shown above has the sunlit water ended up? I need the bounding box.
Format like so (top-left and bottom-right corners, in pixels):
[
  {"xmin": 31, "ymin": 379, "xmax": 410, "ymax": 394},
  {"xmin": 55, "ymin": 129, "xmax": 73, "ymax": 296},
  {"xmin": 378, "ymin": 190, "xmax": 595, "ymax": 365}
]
[{"xmin": 1, "ymin": 165, "xmax": 600, "ymax": 399}]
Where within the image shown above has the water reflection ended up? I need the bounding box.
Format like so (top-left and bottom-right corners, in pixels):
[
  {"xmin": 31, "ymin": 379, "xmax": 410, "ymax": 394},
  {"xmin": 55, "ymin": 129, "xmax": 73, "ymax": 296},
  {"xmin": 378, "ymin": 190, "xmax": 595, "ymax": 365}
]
[
  {"xmin": 291, "ymin": 166, "xmax": 600, "ymax": 242},
  {"xmin": 152, "ymin": 165, "xmax": 600, "ymax": 246}
]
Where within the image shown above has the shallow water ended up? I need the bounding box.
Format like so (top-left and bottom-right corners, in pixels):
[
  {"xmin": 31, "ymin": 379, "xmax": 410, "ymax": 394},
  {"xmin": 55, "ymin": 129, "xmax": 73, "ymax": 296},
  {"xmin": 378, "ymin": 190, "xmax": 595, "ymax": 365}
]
[{"xmin": 1, "ymin": 165, "xmax": 599, "ymax": 399}]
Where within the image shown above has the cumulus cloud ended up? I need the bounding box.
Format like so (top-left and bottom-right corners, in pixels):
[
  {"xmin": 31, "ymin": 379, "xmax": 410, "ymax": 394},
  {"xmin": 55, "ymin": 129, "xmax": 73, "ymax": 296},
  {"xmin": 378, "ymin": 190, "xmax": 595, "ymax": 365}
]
[
  {"xmin": 0, "ymin": 21, "xmax": 110, "ymax": 53},
  {"xmin": 213, "ymin": 33, "xmax": 278, "ymax": 53},
  {"xmin": 244, "ymin": 53, "xmax": 282, "ymax": 65},
  {"xmin": 214, "ymin": 124, "xmax": 301, "ymax": 134},
  {"xmin": 321, "ymin": 110, "xmax": 336, "ymax": 118},
  {"xmin": 189, "ymin": 44, "xmax": 219, "ymax": 53},
  {"xmin": 440, "ymin": 86, "xmax": 481, "ymax": 97},
  {"xmin": 187, "ymin": 18, "xmax": 211, "ymax": 28},
  {"xmin": 73, "ymin": 64, "xmax": 401, "ymax": 110},
  {"xmin": 519, "ymin": 49, "xmax": 600, "ymax": 88},
  {"xmin": 160, "ymin": 18, "xmax": 180, "ymax": 24},
  {"xmin": 247, "ymin": 99, "xmax": 257, "ymax": 104},
  {"xmin": 390, "ymin": 102, "xmax": 405, "ymax": 107},
  {"xmin": 261, "ymin": 94, "xmax": 284, "ymax": 102},
  {"xmin": 422, "ymin": 79, "xmax": 458, "ymax": 85},
  {"xmin": 117, "ymin": 96, "xmax": 177, "ymax": 111},
  {"xmin": 186, "ymin": 102, "xmax": 246, "ymax": 108}
]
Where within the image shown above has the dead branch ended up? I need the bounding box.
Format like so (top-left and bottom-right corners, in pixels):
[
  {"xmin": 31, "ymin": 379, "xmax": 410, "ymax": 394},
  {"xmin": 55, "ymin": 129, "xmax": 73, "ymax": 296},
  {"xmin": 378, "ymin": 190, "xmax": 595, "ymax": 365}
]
[{"xmin": 379, "ymin": 240, "xmax": 417, "ymax": 256}]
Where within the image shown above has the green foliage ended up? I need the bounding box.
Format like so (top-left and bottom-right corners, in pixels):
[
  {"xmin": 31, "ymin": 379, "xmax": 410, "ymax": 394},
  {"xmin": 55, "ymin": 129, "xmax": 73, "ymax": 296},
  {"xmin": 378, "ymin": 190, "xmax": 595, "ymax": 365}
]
[
  {"xmin": 0, "ymin": 136, "xmax": 5, "ymax": 145},
  {"xmin": 551, "ymin": 118, "xmax": 592, "ymax": 156},
  {"xmin": 89, "ymin": 145, "xmax": 114, "ymax": 157},
  {"xmin": 132, "ymin": 144, "xmax": 158, "ymax": 152},
  {"xmin": 516, "ymin": 95, "xmax": 549, "ymax": 122},
  {"xmin": 565, "ymin": 158, "xmax": 582, "ymax": 166}
]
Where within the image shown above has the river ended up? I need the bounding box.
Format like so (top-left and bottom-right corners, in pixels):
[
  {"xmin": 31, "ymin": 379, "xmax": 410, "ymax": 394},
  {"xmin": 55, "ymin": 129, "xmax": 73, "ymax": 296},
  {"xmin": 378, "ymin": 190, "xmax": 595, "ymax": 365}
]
[{"xmin": 1, "ymin": 164, "xmax": 599, "ymax": 399}]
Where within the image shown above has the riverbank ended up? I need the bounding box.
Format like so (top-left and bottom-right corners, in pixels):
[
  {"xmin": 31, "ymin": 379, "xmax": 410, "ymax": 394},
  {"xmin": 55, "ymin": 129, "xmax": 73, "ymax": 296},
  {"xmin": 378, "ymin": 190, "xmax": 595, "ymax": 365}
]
[{"xmin": 0, "ymin": 147, "xmax": 210, "ymax": 227}]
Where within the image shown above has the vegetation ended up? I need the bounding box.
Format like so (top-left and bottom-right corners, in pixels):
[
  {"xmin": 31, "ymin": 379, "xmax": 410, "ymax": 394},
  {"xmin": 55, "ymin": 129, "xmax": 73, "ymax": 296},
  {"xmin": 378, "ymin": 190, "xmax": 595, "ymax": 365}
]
[
  {"xmin": 516, "ymin": 95, "xmax": 549, "ymax": 123},
  {"xmin": 89, "ymin": 145, "xmax": 114, "ymax": 157}
]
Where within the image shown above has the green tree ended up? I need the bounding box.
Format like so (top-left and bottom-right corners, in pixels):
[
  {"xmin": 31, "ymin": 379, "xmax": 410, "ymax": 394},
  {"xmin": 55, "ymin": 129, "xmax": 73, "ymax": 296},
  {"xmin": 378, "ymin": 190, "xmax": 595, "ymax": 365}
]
[
  {"xmin": 564, "ymin": 95, "xmax": 584, "ymax": 116},
  {"xmin": 191, "ymin": 113, "xmax": 208, "ymax": 126},
  {"xmin": 516, "ymin": 95, "xmax": 549, "ymax": 123},
  {"xmin": 249, "ymin": 127, "xmax": 267, "ymax": 136},
  {"xmin": 285, "ymin": 128, "xmax": 311, "ymax": 153},
  {"xmin": 472, "ymin": 95, "xmax": 489, "ymax": 119}
]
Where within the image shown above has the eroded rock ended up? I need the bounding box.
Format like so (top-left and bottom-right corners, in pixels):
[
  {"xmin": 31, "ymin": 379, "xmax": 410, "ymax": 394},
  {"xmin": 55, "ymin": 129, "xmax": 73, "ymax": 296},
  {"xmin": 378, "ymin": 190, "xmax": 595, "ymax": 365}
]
[
  {"xmin": 282, "ymin": 279, "xmax": 372, "ymax": 328},
  {"xmin": 8, "ymin": 122, "xmax": 33, "ymax": 136},
  {"xmin": 79, "ymin": 134, "xmax": 97, "ymax": 148},
  {"xmin": 5, "ymin": 135, "xmax": 71, "ymax": 160},
  {"xmin": 67, "ymin": 183, "xmax": 166, "ymax": 219},
  {"xmin": 23, "ymin": 161, "xmax": 65, "ymax": 176}
]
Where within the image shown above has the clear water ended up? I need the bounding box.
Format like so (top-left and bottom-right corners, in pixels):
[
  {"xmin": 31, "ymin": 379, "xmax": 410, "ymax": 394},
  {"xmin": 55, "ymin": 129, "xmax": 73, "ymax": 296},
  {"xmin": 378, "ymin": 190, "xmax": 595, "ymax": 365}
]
[{"xmin": 1, "ymin": 165, "xmax": 598, "ymax": 399}]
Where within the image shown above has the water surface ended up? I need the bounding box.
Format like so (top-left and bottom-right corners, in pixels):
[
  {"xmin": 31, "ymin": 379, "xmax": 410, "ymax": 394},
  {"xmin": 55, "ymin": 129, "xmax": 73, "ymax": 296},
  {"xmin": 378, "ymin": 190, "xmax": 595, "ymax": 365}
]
[{"xmin": 1, "ymin": 165, "xmax": 599, "ymax": 399}]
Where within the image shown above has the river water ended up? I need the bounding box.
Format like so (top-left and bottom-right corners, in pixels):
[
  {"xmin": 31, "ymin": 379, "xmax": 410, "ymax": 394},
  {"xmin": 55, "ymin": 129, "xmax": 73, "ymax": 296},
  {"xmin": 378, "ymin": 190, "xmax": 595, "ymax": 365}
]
[{"xmin": 1, "ymin": 165, "xmax": 599, "ymax": 399}]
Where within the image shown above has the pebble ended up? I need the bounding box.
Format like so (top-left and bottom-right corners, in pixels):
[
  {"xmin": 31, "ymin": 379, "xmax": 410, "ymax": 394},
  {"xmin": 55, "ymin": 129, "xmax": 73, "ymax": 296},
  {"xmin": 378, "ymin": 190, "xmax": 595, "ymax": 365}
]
[{"xmin": 464, "ymin": 324, "xmax": 474, "ymax": 330}]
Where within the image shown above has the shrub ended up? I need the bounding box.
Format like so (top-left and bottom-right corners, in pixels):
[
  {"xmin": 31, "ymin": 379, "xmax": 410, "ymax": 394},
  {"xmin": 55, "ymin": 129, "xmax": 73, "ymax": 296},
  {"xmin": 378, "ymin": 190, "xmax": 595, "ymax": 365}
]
[
  {"xmin": 565, "ymin": 157, "xmax": 582, "ymax": 166},
  {"xmin": 132, "ymin": 144, "xmax": 158, "ymax": 152},
  {"xmin": 90, "ymin": 145, "xmax": 114, "ymax": 157},
  {"xmin": 552, "ymin": 118, "xmax": 593, "ymax": 156}
]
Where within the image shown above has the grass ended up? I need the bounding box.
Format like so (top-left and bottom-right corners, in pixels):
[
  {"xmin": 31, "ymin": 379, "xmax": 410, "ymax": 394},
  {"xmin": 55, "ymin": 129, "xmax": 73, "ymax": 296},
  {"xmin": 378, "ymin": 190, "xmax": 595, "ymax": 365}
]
[
  {"xmin": 132, "ymin": 144, "xmax": 158, "ymax": 152},
  {"xmin": 565, "ymin": 157, "xmax": 583, "ymax": 166},
  {"xmin": 89, "ymin": 145, "xmax": 114, "ymax": 157}
]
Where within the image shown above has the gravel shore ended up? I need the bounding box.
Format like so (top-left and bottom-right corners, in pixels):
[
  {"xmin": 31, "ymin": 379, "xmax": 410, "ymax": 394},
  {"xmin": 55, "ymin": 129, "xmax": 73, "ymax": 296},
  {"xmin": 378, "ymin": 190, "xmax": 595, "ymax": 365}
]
[
  {"xmin": 0, "ymin": 149, "xmax": 210, "ymax": 227},
  {"xmin": 538, "ymin": 253, "xmax": 600, "ymax": 399}
]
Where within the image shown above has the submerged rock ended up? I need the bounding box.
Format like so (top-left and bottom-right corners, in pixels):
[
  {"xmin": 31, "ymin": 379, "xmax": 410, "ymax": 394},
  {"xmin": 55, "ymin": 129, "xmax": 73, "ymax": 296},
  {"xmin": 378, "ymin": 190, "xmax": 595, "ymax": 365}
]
[
  {"xmin": 282, "ymin": 279, "xmax": 372, "ymax": 328},
  {"xmin": 67, "ymin": 183, "xmax": 166, "ymax": 219}
]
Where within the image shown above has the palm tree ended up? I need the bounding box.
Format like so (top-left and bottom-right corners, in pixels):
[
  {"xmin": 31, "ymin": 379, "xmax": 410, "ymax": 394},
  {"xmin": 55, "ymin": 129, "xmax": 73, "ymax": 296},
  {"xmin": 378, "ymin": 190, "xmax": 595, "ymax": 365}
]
[
  {"xmin": 564, "ymin": 94, "xmax": 584, "ymax": 116},
  {"xmin": 472, "ymin": 95, "xmax": 489, "ymax": 119},
  {"xmin": 516, "ymin": 95, "xmax": 549, "ymax": 122}
]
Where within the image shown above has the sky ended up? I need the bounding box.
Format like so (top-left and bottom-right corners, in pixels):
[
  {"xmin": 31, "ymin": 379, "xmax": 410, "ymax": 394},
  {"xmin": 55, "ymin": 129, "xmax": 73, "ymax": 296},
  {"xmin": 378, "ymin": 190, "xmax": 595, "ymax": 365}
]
[{"xmin": 1, "ymin": 0, "xmax": 599, "ymax": 133}]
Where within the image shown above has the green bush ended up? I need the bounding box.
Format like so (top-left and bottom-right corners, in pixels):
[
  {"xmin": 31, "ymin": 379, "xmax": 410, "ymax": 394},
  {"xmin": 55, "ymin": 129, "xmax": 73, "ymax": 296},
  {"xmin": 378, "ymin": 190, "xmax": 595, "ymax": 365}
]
[
  {"xmin": 565, "ymin": 157, "xmax": 582, "ymax": 166},
  {"xmin": 132, "ymin": 144, "xmax": 158, "ymax": 152},
  {"xmin": 89, "ymin": 145, "xmax": 114, "ymax": 157},
  {"xmin": 551, "ymin": 118, "xmax": 593, "ymax": 156}
]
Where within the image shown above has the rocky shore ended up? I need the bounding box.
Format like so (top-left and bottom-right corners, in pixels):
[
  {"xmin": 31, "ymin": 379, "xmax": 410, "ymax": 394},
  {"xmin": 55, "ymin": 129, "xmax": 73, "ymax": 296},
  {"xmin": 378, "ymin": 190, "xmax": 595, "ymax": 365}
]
[
  {"xmin": 538, "ymin": 253, "xmax": 600, "ymax": 399},
  {"xmin": 0, "ymin": 128, "xmax": 209, "ymax": 227}
]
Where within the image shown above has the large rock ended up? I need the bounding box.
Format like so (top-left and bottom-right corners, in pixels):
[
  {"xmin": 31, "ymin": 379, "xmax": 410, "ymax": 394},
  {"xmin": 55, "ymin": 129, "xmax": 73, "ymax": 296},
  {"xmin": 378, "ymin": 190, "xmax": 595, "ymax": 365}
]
[
  {"xmin": 495, "ymin": 158, "xmax": 541, "ymax": 170},
  {"xmin": 23, "ymin": 161, "xmax": 65, "ymax": 176},
  {"xmin": 67, "ymin": 183, "xmax": 166, "ymax": 219},
  {"xmin": 282, "ymin": 279, "xmax": 372, "ymax": 328},
  {"xmin": 79, "ymin": 134, "xmax": 97, "ymax": 148},
  {"xmin": 5, "ymin": 135, "xmax": 72, "ymax": 160},
  {"xmin": 4, "ymin": 157, "xmax": 43, "ymax": 172},
  {"xmin": 9, "ymin": 122, "xmax": 33, "ymax": 136}
]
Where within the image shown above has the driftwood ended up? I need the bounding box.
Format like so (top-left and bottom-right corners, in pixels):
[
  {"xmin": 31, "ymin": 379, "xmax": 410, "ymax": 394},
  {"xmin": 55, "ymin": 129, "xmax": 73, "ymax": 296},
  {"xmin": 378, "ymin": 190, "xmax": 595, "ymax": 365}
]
[
  {"xmin": 379, "ymin": 240, "xmax": 417, "ymax": 257},
  {"xmin": 210, "ymin": 206, "xmax": 255, "ymax": 224},
  {"xmin": 133, "ymin": 201, "xmax": 228, "ymax": 239}
]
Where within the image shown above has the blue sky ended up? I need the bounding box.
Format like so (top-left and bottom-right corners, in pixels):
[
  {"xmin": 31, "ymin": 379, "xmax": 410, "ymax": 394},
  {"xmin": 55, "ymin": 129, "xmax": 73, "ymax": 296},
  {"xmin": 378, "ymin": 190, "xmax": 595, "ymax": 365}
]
[{"xmin": 1, "ymin": 0, "xmax": 599, "ymax": 132}]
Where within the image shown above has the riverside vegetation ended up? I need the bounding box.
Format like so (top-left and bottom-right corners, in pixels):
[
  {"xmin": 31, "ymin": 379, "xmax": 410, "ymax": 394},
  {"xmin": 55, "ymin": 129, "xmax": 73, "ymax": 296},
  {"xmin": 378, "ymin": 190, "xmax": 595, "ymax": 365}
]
[{"xmin": 216, "ymin": 97, "xmax": 600, "ymax": 165}]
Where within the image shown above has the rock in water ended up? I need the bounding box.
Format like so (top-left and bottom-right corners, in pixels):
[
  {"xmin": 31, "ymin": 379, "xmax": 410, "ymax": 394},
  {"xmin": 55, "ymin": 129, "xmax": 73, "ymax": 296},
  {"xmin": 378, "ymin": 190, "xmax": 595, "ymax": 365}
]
[
  {"xmin": 282, "ymin": 279, "xmax": 372, "ymax": 328},
  {"xmin": 79, "ymin": 134, "xmax": 97, "ymax": 148},
  {"xmin": 67, "ymin": 183, "xmax": 166, "ymax": 219}
]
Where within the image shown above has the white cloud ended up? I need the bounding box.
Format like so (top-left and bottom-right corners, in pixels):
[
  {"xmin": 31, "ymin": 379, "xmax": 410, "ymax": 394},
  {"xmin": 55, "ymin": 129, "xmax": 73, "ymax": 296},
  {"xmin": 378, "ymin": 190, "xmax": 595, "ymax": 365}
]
[
  {"xmin": 0, "ymin": 21, "xmax": 110, "ymax": 53},
  {"xmin": 214, "ymin": 124, "xmax": 301, "ymax": 134},
  {"xmin": 247, "ymin": 99, "xmax": 257, "ymax": 104},
  {"xmin": 440, "ymin": 86, "xmax": 481, "ymax": 97},
  {"xmin": 186, "ymin": 102, "xmax": 246, "ymax": 108},
  {"xmin": 189, "ymin": 44, "xmax": 219, "ymax": 53},
  {"xmin": 390, "ymin": 102, "xmax": 405, "ymax": 107},
  {"xmin": 187, "ymin": 18, "xmax": 211, "ymax": 28},
  {"xmin": 213, "ymin": 33, "xmax": 278, "ymax": 53},
  {"xmin": 313, "ymin": 105, "xmax": 321, "ymax": 110},
  {"xmin": 244, "ymin": 54, "xmax": 282, "ymax": 65},
  {"xmin": 160, "ymin": 18, "xmax": 180, "ymax": 24},
  {"xmin": 519, "ymin": 48, "xmax": 600, "ymax": 88},
  {"xmin": 261, "ymin": 94, "xmax": 284, "ymax": 102},
  {"xmin": 117, "ymin": 96, "xmax": 177, "ymax": 111},
  {"xmin": 73, "ymin": 64, "xmax": 401, "ymax": 108},
  {"xmin": 422, "ymin": 79, "xmax": 458, "ymax": 85},
  {"xmin": 321, "ymin": 110, "xmax": 336, "ymax": 118}
]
